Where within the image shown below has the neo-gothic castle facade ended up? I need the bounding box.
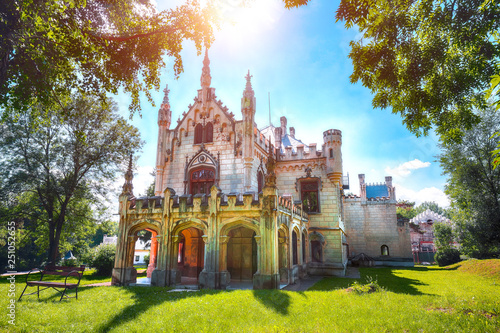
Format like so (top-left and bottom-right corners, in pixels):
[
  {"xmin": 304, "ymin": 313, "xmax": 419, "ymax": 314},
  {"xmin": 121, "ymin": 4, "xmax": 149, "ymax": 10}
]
[{"xmin": 112, "ymin": 51, "xmax": 412, "ymax": 289}]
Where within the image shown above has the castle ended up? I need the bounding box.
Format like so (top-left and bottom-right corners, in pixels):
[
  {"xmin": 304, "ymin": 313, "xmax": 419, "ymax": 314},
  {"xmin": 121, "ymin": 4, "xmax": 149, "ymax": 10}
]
[{"xmin": 112, "ymin": 51, "xmax": 412, "ymax": 289}]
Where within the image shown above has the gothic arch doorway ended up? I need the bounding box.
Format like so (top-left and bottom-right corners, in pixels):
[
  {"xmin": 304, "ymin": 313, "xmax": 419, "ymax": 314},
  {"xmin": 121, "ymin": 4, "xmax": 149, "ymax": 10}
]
[
  {"xmin": 227, "ymin": 226, "xmax": 257, "ymax": 281},
  {"xmin": 176, "ymin": 227, "xmax": 205, "ymax": 283}
]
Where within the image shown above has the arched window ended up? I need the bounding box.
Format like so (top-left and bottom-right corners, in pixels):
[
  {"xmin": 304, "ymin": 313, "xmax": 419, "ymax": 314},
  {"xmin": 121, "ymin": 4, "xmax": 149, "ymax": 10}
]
[
  {"xmin": 190, "ymin": 167, "xmax": 215, "ymax": 196},
  {"xmin": 194, "ymin": 124, "xmax": 203, "ymax": 144},
  {"xmin": 302, "ymin": 232, "xmax": 306, "ymax": 262},
  {"xmin": 310, "ymin": 231, "xmax": 324, "ymax": 263},
  {"xmin": 301, "ymin": 180, "xmax": 320, "ymax": 213},
  {"xmin": 292, "ymin": 230, "xmax": 298, "ymax": 265},
  {"xmin": 311, "ymin": 240, "xmax": 322, "ymax": 262},
  {"xmin": 381, "ymin": 245, "xmax": 389, "ymax": 256},
  {"xmin": 257, "ymin": 170, "xmax": 264, "ymax": 193},
  {"xmin": 205, "ymin": 122, "xmax": 213, "ymax": 143}
]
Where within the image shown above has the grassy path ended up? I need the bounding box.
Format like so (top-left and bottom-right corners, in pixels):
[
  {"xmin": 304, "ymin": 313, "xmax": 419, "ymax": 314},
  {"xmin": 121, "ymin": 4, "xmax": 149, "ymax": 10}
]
[{"xmin": 1, "ymin": 260, "xmax": 499, "ymax": 332}]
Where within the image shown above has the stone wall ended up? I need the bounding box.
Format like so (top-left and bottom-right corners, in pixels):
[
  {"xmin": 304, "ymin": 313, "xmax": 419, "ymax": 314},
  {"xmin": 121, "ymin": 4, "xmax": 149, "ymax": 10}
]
[{"xmin": 344, "ymin": 197, "xmax": 412, "ymax": 260}]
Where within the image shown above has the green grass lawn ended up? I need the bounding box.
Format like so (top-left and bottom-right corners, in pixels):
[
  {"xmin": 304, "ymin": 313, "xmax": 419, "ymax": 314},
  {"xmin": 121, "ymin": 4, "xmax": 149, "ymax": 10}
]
[{"xmin": 1, "ymin": 259, "xmax": 499, "ymax": 332}]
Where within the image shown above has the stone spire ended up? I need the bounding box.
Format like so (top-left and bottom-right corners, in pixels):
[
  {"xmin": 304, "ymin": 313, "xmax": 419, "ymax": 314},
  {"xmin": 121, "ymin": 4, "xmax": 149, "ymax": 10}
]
[
  {"xmin": 162, "ymin": 84, "xmax": 170, "ymax": 105},
  {"xmin": 244, "ymin": 70, "xmax": 254, "ymax": 98},
  {"xmin": 158, "ymin": 84, "xmax": 171, "ymax": 127},
  {"xmin": 242, "ymin": 70, "xmax": 255, "ymax": 110},
  {"xmin": 200, "ymin": 49, "xmax": 211, "ymax": 89},
  {"xmin": 121, "ymin": 154, "xmax": 134, "ymax": 197}
]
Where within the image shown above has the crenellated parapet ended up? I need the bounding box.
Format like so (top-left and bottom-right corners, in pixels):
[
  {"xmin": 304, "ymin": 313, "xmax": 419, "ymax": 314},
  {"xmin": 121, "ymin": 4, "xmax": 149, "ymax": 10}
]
[{"xmin": 122, "ymin": 189, "xmax": 307, "ymax": 223}]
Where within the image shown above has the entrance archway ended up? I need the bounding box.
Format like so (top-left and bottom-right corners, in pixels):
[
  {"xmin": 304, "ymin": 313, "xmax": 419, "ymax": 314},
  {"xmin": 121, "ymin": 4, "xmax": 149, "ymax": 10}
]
[
  {"xmin": 118, "ymin": 221, "xmax": 160, "ymax": 286},
  {"xmin": 227, "ymin": 226, "xmax": 257, "ymax": 281},
  {"xmin": 176, "ymin": 227, "xmax": 205, "ymax": 282}
]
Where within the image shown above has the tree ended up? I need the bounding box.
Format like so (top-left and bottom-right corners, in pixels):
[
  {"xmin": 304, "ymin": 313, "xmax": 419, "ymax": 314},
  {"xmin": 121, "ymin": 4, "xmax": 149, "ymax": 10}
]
[
  {"xmin": 414, "ymin": 201, "xmax": 451, "ymax": 219},
  {"xmin": 0, "ymin": 94, "xmax": 143, "ymax": 265},
  {"xmin": 396, "ymin": 200, "xmax": 416, "ymax": 219},
  {"xmin": 335, "ymin": 0, "xmax": 500, "ymax": 143},
  {"xmin": 439, "ymin": 107, "xmax": 500, "ymax": 258},
  {"xmin": 0, "ymin": 0, "xmax": 213, "ymax": 116},
  {"xmin": 433, "ymin": 222, "xmax": 455, "ymax": 251},
  {"xmin": 433, "ymin": 222, "xmax": 461, "ymax": 266}
]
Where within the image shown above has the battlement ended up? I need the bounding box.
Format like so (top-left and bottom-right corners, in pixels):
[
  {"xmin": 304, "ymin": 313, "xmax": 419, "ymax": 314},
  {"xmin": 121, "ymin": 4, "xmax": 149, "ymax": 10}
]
[
  {"xmin": 125, "ymin": 190, "xmax": 308, "ymax": 221},
  {"xmin": 323, "ymin": 129, "xmax": 342, "ymax": 137}
]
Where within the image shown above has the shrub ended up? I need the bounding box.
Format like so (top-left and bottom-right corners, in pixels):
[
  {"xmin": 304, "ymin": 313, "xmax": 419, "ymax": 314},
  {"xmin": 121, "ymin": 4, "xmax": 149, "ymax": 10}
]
[
  {"xmin": 346, "ymin": 277, "xmax": 384, "ymax": 294},
  {"xmin": 91, "ymin": 244, "xmax": 116, "ymax": 276},
  {"xmin": 60, "ymin": 258, "xmax": 79, "ymax": 267},
  {"xmin": 435, "ymin": 248, "xmax": 461, "ymax": 267},
  {"xmin": 144, "ymin": 254, "xmax": 150, "ymax": 266}
]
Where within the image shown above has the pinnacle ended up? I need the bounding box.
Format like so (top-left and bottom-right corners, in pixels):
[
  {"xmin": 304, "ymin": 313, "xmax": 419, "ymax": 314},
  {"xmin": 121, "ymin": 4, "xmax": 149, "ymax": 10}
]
[{"xmin": 201, "ymin": 49, "xmax": 211, "ymax": 88}]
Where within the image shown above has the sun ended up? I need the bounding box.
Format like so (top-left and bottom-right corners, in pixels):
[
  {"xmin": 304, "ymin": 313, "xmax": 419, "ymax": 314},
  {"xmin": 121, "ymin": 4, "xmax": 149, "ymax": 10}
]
[{"xmin": 210, "ymin": 0, "xmax": 285, "ymax": 41}]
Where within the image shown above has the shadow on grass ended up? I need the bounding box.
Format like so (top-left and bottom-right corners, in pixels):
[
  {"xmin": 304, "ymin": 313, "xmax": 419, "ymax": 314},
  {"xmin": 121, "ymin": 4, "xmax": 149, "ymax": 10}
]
[
  {"xmin": 309, "ymin": 266, "xmax": 440, "ymax": 296},
  {"xmin": 95, "ymin": 286, "xmax": 221, "ymax": 333},
  {"xmin": 96, "ymin": 286, "xmax": 294, "ymax": 331},
  {"xmin": 252, "ymin": 289, "xmax": 291, "ymax": 315}
]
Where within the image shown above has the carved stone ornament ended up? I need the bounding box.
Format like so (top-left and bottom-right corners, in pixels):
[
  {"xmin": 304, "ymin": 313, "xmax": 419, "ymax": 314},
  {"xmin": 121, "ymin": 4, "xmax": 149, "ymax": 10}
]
[
  {"xmin": 265, "ymin": 144, "xmax": 277, "ymax": 187},
  {"xmin": 121, "ymin": 154, "xmax": 134, "ymax": 197},
  {"xmin": 295, "ymin": 166, "xmax": 322, "ymax": 192}
]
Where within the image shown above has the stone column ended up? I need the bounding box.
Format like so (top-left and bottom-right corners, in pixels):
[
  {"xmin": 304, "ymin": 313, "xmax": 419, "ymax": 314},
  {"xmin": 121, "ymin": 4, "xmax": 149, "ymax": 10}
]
[
  {"xmin": 254, "ymin": 235, "xmax": 261, "ymax": 275},
  {"xmin": 151, "ymin": 233, "xmax": 168, "ymax": 286},
  {"xmin": 168, "ymin": 235, "xmax": 181, "ymax": 285},
  {"xmin": 147, "ymin": 231, "xmax": 158, "ymax": 278}
]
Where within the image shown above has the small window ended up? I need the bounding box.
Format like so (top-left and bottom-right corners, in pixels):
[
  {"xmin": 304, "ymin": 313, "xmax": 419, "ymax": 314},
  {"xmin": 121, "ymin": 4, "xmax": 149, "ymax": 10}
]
[
  {"xmin": 205, "ymin": 122, "xmax": 213, "ymax": 143},
  {"xmin": 194, "ymin": 123, "xmax": 203, "ymax": 144},
  {"xmin": 381, "ymin": 245, "xmax": 389, "ymax": 256},
  {"xmin": 329, "ymin": 148, "xmax": 333, "ymax": 158},
  {"xmin": 135, "ymin": 255, "xmax": 140, "ymax": 262},
  {"xmin": 301, "ymin": 181, "xmax": 320, "ymax": 213}
]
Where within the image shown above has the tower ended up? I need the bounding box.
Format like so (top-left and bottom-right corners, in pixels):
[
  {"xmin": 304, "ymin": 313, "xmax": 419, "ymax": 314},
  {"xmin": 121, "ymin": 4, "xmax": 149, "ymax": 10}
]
[
  {"xmin": 323, "ymin": 129, "xmax": 343, "ymax": 186},
  {"xmin": 155, "ymin": 85, "xmax": 172, "ymax": 195},
  {"xmin": 241, "ymin": 70, "xmax": 256, "ymax": 191}
]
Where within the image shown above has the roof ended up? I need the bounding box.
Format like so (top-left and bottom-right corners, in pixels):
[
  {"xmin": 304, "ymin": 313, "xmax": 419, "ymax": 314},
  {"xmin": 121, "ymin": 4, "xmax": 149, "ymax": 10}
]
[
  {"xmin": 366, "ymin": 185, "xmax": 388, "ymax": 199},
  {"xmin": 259, "ymin": 125, "xmax": 309, "ymax": 153},
  {"xmin": 410, "ymin": 209, "xmax": 451, "ymax": 224}
]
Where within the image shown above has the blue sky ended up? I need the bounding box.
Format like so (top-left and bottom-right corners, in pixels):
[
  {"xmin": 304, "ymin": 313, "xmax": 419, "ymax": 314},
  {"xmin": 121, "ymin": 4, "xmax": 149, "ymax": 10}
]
[{"xmin": 116, "ymin": 0, "xmax": 450, "ymax": 207}]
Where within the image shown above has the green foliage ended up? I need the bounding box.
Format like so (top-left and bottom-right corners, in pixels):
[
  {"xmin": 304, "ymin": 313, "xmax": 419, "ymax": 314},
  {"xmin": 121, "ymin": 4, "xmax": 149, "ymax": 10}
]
[
  {"xmin": 0, "ymin": 93, "xmax": 142, "ymax": 264},
  {"xmin": 439, "ymin": 107, "xmax": 500, "ymax": 258},
  {"xmin": 435, "ymin": 248, "xmax": 461, "ymax": 266},
  {"xmin": 433, "ymin": 222, "xmax": 455, "ymax": 251},
  {"xmin": 414, "ymin": 201, "xmax": 451, "ymax": 218},
  {"xmin": 335, "ymin": 0, "xmax": 500, "ymax": 143},
  {"xmin": 0, "ymin": 0, "xmax": 213, "ymax": 116},
  {"xmin": 396, "ymin": 206, "xmax": 417, "ymax": 219},
  {"xmin": 144, "ymin": 254, "xmax": 150, "ymax": 267},
  {"xmin": 90, "ymin": 244, "xmax": 116, "ymax": 276},
  {"xmin": 60, "ymin": 258, "xmax": 80, "ymax": 267},
  {"xmin": 347, "ymin": 278, "xmax": 384, "ymax": 294}
]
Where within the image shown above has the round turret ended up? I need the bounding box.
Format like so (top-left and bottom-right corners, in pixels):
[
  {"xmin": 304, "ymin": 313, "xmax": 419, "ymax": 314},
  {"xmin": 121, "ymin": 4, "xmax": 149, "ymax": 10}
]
[{"xmin": 323, "ymin": 129, "xmax": 343, "ymax": 185}]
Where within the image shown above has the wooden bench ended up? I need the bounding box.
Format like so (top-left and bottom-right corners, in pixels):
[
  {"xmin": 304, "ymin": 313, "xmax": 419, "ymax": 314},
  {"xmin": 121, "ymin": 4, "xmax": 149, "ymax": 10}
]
[{"xmin": 18, "ymin": 265, "xmax": 85, "ymax": 301}]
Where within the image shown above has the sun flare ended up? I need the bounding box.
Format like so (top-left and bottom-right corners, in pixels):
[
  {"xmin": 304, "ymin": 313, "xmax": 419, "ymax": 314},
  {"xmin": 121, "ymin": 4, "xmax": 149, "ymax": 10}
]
[{"xmin": 211, "ymin": 0, "xmax": 285, "ymax": 41}]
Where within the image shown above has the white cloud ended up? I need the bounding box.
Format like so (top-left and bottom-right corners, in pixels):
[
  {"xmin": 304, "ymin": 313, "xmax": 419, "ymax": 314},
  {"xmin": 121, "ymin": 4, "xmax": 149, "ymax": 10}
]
[
  {"xmin": 385, "ymin": 159, "xmax": 431, "ymax": 177},
  {"xmin": 395, "ymin": 184, "xmax": 450, "ymax": 208}
]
